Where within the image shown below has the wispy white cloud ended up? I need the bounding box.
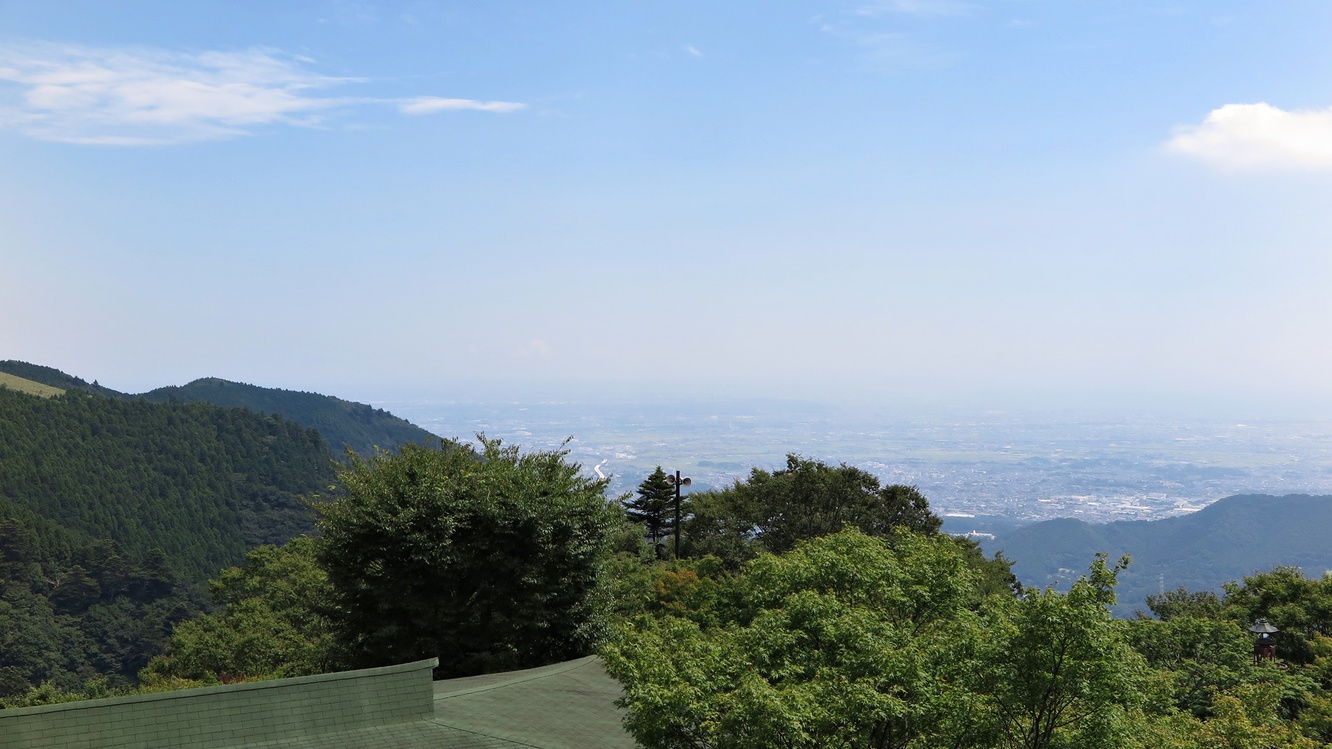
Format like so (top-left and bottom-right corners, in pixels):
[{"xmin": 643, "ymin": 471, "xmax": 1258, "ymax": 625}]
[
  {"xmin": 685, "ymin": 44, "xmax": 704, "ymax": 58},
  {"xmin": 1167, "ymin": 102, "xmax": 1332, "ymax": 171},
  {"xmin": 0, "ymin": 43, "xmax": 524, "ymax": 145},
  {"xmin": 855, "ymin": 0, "xmax": 979, "ymax": 18},
  {"xmin": 399, "ymin": 97, "xmax": 525, "ymax": 114}
]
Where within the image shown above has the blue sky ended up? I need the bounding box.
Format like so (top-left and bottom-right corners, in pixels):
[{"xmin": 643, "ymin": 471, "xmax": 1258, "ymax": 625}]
[{"xmin": 3, "ymin": 1, "xmax": 1332, "ymax": 414}]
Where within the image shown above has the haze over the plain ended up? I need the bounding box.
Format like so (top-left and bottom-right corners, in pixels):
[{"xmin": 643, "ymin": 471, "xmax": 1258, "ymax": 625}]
[{"xmin": 3, "ymin": 1, "xmax": 1331, "ymax": 415}]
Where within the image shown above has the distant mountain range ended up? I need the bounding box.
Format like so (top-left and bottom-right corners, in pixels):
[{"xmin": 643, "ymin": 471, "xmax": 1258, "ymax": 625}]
[
  {"xmin": 984, "ymin": 493, "xmax": 1332, "ymax": 616},
  {"xmin": 0, "ymin": 361, "xmax": 439, "ymax": 457}
]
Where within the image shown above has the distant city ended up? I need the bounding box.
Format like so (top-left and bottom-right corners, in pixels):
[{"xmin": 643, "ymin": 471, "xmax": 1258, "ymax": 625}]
[{"xmin": 382, "ymin": 398, "xmax": 1332, "ymax": 531}]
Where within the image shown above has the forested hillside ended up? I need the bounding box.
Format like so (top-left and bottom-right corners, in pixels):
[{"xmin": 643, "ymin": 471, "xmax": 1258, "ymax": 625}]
[
  {"xmin": 0, "ymin": 361, "xmax": 439, "ymax": 458},
  {"xmin": 0, "ymin": 501, "xmax": 196, "ymax": 696},
  {"xmin": 0, "ymin": 382, "xmax": 339, "ymax": 699},
  {"xmin": 0, "ymin": 386, "xmax": 334, "ymax": 582},
  {"xmin": 987, "ymin": 493, "xmax": 1332, "ymax": 615},
  {"xmin": 140, "ymin": 377, "xmax": 438, "ymax": 457}
]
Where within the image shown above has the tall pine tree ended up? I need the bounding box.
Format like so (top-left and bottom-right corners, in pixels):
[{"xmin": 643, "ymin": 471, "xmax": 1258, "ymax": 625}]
[{"xmin": 625, "ymin": 467, "xmax": 675, "ymax": 558}]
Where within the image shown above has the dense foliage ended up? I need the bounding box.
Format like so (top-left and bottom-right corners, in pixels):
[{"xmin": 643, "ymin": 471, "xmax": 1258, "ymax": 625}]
[
  {"xmin": 27, "ymin": 437, "xmax": 622, "ymax": 690},
  {"xmin": 140, "ymin": 377, "xmax": 439, "ymax": 457},
  {"xmin": 603, "ymin": 531, "xmax": 1329, "ymax": 748},
  {"xmin": 140, "ymin": 537, "xmax": 334, "ymax": 683},
  {"xmin": 316, "ymin": 438, "xmax": 618, "ymax": 678},
  {"xmin": 0, "ymin": 386, "xmax": 333, "ymax": 582},
  {"xmin": 0, "ymin": 507, "xmax": 196, "ymax": 699},
  {"xmin": 0, "ymin": 381, "xmax": 336, "ymax": 700},
  {"xmin": 681, "ymin": 454, "xmax": 942, "ymax": 569}
]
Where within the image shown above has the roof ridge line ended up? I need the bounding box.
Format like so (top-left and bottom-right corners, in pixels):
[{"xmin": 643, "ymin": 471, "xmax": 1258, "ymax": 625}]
[{"xmin": 433, "ymin": 656, "xmax": 599, "ymax": 701}]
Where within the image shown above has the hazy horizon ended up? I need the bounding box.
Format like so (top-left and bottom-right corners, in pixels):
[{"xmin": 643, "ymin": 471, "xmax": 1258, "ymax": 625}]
[{"xmin": 15, "ymin": 361, "xmax": 1332, "ymax": 424}]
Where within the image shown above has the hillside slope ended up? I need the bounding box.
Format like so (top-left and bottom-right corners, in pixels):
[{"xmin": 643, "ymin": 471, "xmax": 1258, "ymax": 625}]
[
  {"xmin": 0, "ymin": 360, "xmax": 126, "ymax": 399},
  {"xmin": 987, "ymin": 494, "xmax": 1332, "ymax": 616},
  {"xmin": 0, "ymin": 366, "xmax": 358, "ymax": 698},
  {"xmin": 0, "ymin": 360, "xmax": 440, "ymax": 457},
  {"xmin": 0, "ymin": 497, "xmax": 198, "ymax": 695},
  {"xmin": 140, "ymin": 377, "xmax": 438, "ymax": 456},
  {"xmin": 0, "ymin": 386, "xmax": 335, "ymax": 582},
  {"xmin": 0, "ymin": 371, "xmax": 63, "ymax": 398}
]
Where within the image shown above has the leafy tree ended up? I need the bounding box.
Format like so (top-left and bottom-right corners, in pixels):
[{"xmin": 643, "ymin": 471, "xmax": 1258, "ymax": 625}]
[
  {"xmin": 682, "ymin": 454, "xmax": 942, "ymax": 567},
  {"xmin": 1144, "ymin": 587, "xmax": 1225, "ymax": 622},
  {"xmin": 1123, "ymin": 615, "xmax": 1260, "ymax": 718},
  {"xmin": 955, "ymin": 535, "xmax": 1023, "ymax": 600},
  {"xmin": 605, "ymin": 536, "xmax": 1164, "ymax": 749},
  {"xmin": 1195, "ymin": 683, "xmax": 1320, "ymax": 749},
  {"xmin": 1297, "ymin": 686, "xmax": 1332, "ymax": 744},
  {"xmin": 975, "ymin": 555, "xmax": 1147, "ymax": 749},
  {"xmin": 625, "ymin": 467, "xmax": 676, "ymax": 558},
  {"xmin": 677, "ymin": 488, "xmax": 760, "ymax": 570},
  {"xmin": 602, "ymin": 529, "xmax": 987, "ymax": 749},
  {"xmin": 0, "ymin": 505, "xmax": 196, "ymax": 696},
  {"xmin": 1222, "ymin": 566, "xmax": 1332, "ymax": 666},
  {"xmin": 316, "ymin": 438, "xmax": 617, "ymax": 678},
  {"xmin": 140, "ymin": 537, "xmax": 334, "ymax": 682}
]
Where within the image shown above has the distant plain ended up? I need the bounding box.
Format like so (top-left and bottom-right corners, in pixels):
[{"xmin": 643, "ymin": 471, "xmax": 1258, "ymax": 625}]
[{"xmin": 385, "ymin": 398, "xmax": 1332, "ymax": 530}]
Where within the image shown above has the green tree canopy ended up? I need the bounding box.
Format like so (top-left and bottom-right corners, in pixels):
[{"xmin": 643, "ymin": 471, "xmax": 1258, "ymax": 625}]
[
  {"xmin": 604, "ymin": 536, "xmax": 1165, "ymax": 749},
  {"xmin": 683, "ymin": 454, "xmax": 942, "ymax": 568},
  {"xmin": 978, "ymin": 555, "xmax": 1147, "ymax": 749},
  {"xmin": 1223, "ymin": 566, "xmax": 1332, "ymax": 667},
  {"xmin": 1145, "ymin": 586, "xmax": 1226, "ymax": 622},
  {"xmin": 140, "ymin": 537, "xmax": 334, "ymax": 683},
  {"xmin": 316, "ymin": 438, "xmax": 617, "ymax": 678},
  {"xmin": 602, "ymin": 529, "xmax": 980, "ymax": 749}
]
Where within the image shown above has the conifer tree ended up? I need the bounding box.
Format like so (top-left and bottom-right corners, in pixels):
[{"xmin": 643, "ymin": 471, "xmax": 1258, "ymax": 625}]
[{"xmin": 625, "ymin": 467, "xmax": 675, "ymax": 558}]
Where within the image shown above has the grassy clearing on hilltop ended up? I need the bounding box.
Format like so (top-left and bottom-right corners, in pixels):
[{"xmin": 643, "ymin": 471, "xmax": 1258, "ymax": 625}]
[{"xmin": 0, "ymin": 372, "xmax": 63, "ymax": 397}]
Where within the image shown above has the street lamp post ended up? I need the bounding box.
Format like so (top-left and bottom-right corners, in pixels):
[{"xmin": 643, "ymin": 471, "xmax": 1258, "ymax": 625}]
[{"xmin": 666, "ymin": 470, "xmax": 691, "ymax": 558}]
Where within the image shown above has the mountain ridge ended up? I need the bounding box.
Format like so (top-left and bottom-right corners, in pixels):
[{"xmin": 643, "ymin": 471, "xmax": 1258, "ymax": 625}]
[
  {"xmin": 0, "ymin": 361, "xmax": 440, "ymax": 457},
  {"xmin": 139, "ymin": 377, "xmax": 440, "ymax": 457},
  {"xmin": 985, "ymin": 493, "xmax": 1332, "ymax": 616},
  {"xmin": 0, "ymin": 360, "xmax": 127, "ymax": 399}
]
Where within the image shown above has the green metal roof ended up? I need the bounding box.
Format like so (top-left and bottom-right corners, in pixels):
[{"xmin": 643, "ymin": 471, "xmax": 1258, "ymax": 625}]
[
  {"xmin": 249, "ymin": 656, "xmax": 634, "ymax": 749},
  {"xmin": 0, "ymin": 656, "xmax": 632, "ymax": 749},
  {"xmin": 425, "ymin": 656, "xmax": 634, "ymax": 749}
]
